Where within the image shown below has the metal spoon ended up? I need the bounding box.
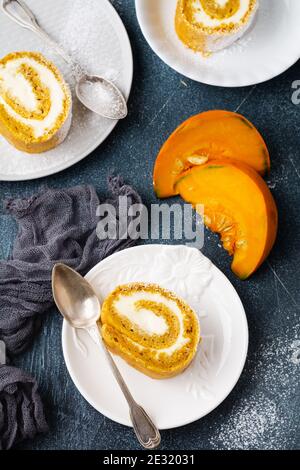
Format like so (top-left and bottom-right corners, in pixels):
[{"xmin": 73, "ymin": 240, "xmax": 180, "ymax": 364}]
[
  {"xmin": 1, "ymin": 0, "xmax": 128, "ymax": 120},
  {"xmin": 52, "ymin": 263, "xmax": 161, "ymax": 450}
]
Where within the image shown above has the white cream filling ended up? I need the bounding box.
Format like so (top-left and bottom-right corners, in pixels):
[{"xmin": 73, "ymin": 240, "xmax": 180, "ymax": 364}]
[
  {"xmin": 0, "ymin": 57, "xmax": 65, "ymax": 138},
  {"xmin": 191, "ymin": 0, "xmax": 253, "ymax": 28},
  {"xmin": 114, "ymin": 291, "xmax": 190, "ymax": 356}
]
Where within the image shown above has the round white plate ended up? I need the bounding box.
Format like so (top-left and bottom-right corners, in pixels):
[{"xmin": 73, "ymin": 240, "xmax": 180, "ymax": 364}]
[
  {"xmin": 62, "ymin": 245, "xmax": 248, "ymax": 430},
  {"xmin": 0, "ymin": 0, "xmax": 133, "ymax": 181},
  {"xmin": 135, "ymin": 0, "xmax": 300, "ymax": 87}
]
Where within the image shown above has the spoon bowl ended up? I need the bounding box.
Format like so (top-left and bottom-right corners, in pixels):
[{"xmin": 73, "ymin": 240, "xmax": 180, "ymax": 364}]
[
  {"xmin": 52, "ymin": 263, "xmax": 100, "ymax": 329},
  {"xmin": 76, "ymin": 75, "xmax": 128, "ymax": 120}
]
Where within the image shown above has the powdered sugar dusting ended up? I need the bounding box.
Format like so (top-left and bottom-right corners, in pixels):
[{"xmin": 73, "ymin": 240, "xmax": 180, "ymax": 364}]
[
  {"xmin": 211, "ymin": 394, "xmax": 279, "ymax": 450},
  {"xmin": 58, "ymin": 0, "xmax": 121, "ymax": 84},
  {"xmin": 78, "ymin": 79, "xmax": 126, "ymax": 119},
  {"xmin": 210, "ymin": 327, "xmax": 300, "ymax": 449},
  {"xmin": 291, "ymin": 340, "xmax": 300, "ymax": 365}
]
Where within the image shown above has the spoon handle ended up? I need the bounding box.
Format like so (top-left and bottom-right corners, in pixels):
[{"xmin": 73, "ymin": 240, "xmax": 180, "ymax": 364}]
[
  {"xmin": 1, "ymin": 0, "xmax": 83, "ymax": 75},
  {"xmin": 87, "ymin": 324, "xmax": 161, "ymax": 450}
]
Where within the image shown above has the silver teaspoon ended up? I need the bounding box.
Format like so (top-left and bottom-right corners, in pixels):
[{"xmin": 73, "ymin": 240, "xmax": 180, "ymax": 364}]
[
  {"xmin": 1, "ymin": 0, "xmax": 128, "ymax": 120},
  {"xmin": 52, "ymin": 263, "xmax": 161, "ymax": 450}
]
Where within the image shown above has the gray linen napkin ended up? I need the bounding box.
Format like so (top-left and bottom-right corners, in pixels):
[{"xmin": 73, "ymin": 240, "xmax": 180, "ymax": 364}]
[
  {"xmin": 0, "ymin": 176, "xmax": 142, "ymax": 449},
  {"xmin": 0, "ymin": 365, "xmax": 48, "ymax": 450}
]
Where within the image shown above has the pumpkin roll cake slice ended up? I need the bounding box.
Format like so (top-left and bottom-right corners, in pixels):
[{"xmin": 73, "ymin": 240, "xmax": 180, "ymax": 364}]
[
  {"xmin": 100, "ymin": 283, "xmax": 200, "ymax": 379},
  {"xmin": 175, "ymin": 0, "xmax": 258, "ymax": 54},
  {"xmin": 0, "ymin": 51, "xmax": 72, "ymax": 153}
]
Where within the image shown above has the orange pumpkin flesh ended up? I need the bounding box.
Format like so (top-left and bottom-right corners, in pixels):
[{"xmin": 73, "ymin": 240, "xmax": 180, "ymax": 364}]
[
  {"xmin": 176, "ymin": 160, "xmax": 278, "ymax": 279},
  {"xmin": 154, "ymin": 110, "xmax": 270, "ymax": 198}
]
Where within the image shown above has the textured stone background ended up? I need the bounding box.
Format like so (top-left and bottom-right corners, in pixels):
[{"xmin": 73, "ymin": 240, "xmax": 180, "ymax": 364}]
[{"xmin": 0, "ymin": 0, "xmax": 299, "ymax": 450}]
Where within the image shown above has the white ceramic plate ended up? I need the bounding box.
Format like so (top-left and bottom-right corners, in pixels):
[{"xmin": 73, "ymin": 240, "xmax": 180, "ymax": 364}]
[
  {"xmin": 135, "ymin": 0, "xmax": 300, "ymax": 87},
  {"xmin": 62, "ymin": 245, "xmax": 248, "ymax": 430},
  {"xmin": 0, "ymin": 0, "xmax": 133, "ymax": 181}
]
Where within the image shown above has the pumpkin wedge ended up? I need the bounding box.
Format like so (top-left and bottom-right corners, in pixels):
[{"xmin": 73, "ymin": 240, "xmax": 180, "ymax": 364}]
[
  {"xmin": 176, "ymin": 160, "xmax": 278, "ymax": 279},
  {"xmin": 154, "ymin": 110, "xmax": 270, "ymax": 198}
]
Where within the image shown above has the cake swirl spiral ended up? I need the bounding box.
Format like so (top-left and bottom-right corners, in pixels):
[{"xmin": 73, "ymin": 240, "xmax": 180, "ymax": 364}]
[
  {"xmin": 175, "ymin": 0, "xmax": 258, "ymax": 54},
  {"xmin": 0, "ymin": 52, "xmax": 72, "ymax": 153},
  {"xmin": 100, "ymin": 283, "xmax": 200, "ymax": 379}
]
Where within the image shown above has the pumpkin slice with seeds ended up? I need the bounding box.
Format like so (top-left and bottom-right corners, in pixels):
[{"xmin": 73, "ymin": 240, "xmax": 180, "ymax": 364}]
[
  {"xmin": 176, "ymin": 160, "xmax": 278, "ymax": 279},
  {"xmin": 153, "ymin": 110, "xmax": 270, "ymax": 198}
]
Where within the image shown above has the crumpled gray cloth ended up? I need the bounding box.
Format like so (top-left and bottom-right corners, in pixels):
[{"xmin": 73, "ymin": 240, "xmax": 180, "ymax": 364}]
[
  {"xmin": 0, "ymin": 176, "xmax": 142, "ymax": 449},
  {"xmin": 0, "ymin": 365, "xmax": 48, "ymax": 450},
  {"xmin": 0, "ymin": 176, "xmax": 141, "ymax": 355}
]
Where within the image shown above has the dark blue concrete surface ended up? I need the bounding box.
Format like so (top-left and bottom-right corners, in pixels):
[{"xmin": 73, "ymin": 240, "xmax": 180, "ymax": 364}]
[{"xmin": 0, "ymin": 0, "xmax": 299, "ymax": 450}]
